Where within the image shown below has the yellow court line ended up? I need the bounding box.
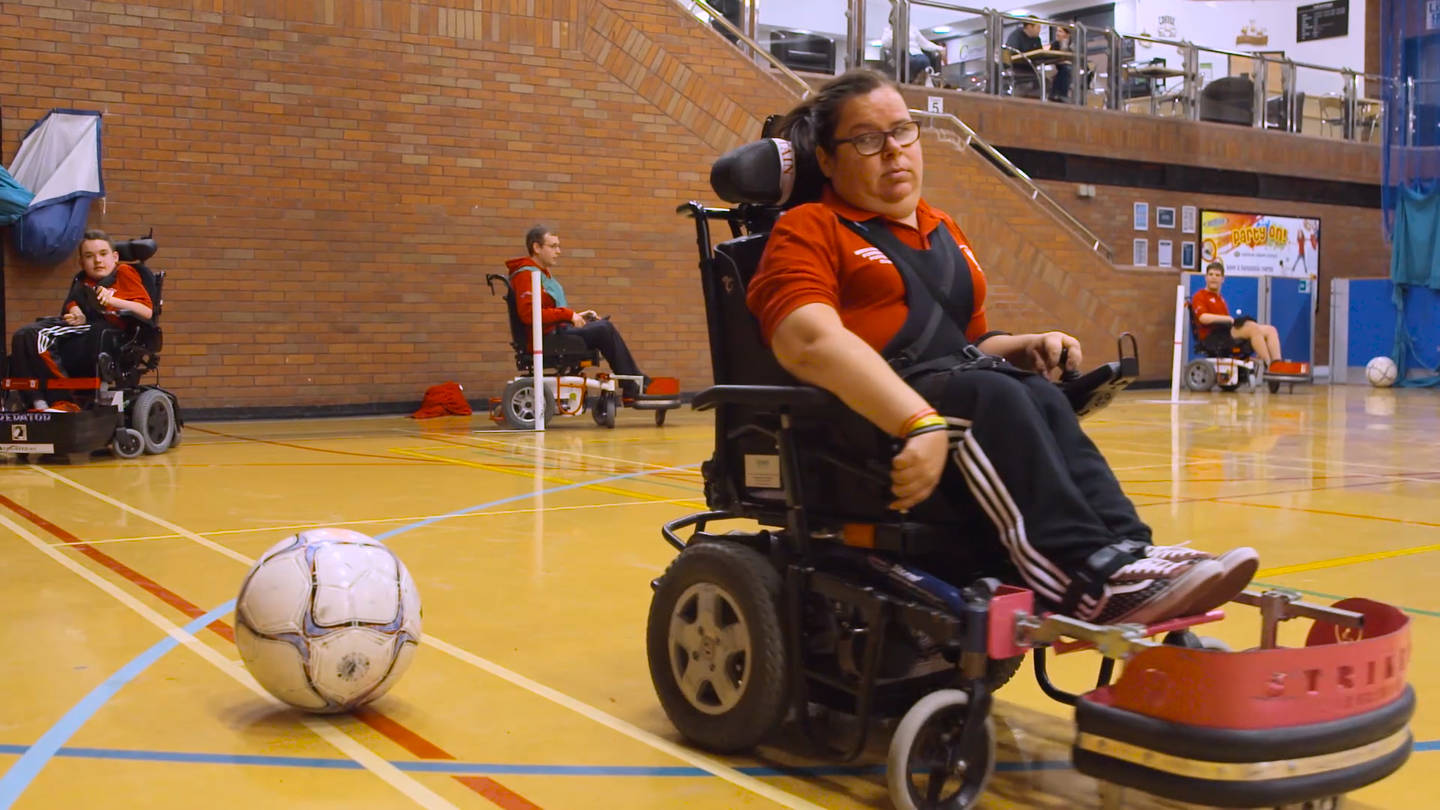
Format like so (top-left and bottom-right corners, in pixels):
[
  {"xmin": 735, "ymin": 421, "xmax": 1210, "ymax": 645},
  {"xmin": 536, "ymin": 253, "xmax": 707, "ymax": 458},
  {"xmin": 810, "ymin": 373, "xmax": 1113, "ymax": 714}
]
[
  {"xmin": 388, "ymin": 447, "xmax": 707, "ymax": 509},
  {"xmin": 30, "ymin": 465, "xmax": 824, "ymax": 810},
  {"xmin": 1256, "ymin": 543, "xmax": 1440, "ymax": 578},
  {"xmin": 0, "ymin": 511, "xmax": 459, "ymax": 810}
]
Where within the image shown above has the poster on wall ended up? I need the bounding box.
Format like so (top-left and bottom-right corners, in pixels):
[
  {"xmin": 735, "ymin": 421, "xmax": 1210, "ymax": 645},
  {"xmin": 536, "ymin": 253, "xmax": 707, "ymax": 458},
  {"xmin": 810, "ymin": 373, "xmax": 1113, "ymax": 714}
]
[{"xmin": 1199, "ymin": 210, "xmax": 1320, "ymax": 277}]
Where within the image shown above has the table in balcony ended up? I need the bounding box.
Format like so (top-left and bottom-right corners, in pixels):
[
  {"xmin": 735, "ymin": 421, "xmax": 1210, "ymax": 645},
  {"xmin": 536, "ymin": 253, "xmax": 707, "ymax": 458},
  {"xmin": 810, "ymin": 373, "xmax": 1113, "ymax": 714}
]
[
  {"xmin": 1124, "ymin": 63, "xmax": 1188, "ymax": 115},
  {"xmin": 1007, "ymin": 48, "xmax": 1074, "ymax": 100}
]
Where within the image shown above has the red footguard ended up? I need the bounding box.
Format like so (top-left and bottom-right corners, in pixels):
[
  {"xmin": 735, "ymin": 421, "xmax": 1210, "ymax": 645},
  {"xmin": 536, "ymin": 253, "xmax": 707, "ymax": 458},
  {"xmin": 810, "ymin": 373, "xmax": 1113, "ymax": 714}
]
[{"xmin": 1073, "ymin": 597, "xmax": 1413, "ymax": 807}]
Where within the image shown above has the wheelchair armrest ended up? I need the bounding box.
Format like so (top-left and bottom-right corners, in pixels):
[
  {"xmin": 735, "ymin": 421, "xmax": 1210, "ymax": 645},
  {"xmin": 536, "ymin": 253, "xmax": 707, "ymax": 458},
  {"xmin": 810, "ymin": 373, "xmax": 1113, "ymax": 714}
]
[
  {"xmin": 1060, "ymin": 361, "xmax": 1134, "ymax": 419},
  {"xmin": 691, "ymin": 384, "xmax": 837, "ymax": 412}
]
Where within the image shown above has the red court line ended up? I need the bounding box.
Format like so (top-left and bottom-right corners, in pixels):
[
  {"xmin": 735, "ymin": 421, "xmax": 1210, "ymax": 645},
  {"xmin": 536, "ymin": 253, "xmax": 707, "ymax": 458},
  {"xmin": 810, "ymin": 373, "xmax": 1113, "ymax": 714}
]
[
  {"xmin": 454, "ymin": 777, "xmax": 545, "ymax": 810},
  {"xmin": 0, "ymin": 493, "xmax": 541, "ymax": 809}
]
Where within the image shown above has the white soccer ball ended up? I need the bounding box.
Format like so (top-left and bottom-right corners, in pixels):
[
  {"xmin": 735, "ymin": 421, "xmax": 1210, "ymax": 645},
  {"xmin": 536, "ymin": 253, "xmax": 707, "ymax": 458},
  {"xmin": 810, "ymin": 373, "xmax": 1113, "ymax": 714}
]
[
  {"xmin": 1365, "ymin": 356, "xmax": 1398, "ymax": 388},
  {"xmin": 236, "ymin": 528, "xmax": 421, "ymax": 713}
]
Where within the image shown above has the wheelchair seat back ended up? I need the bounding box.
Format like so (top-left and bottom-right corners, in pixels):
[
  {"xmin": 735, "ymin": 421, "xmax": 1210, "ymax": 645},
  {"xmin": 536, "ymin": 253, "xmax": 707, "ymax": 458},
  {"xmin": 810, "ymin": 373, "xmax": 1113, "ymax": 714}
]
[
  {"xmin": 485, "ymin": 272, "xmax": 599, "ymax": 376},
  {"xmin": 1186, "ymin": 300, "xmax": 1245, "ymax": 359},
  {"xmin": 698, "ymin": 139, "xmax": 970, "ymax": 537}
]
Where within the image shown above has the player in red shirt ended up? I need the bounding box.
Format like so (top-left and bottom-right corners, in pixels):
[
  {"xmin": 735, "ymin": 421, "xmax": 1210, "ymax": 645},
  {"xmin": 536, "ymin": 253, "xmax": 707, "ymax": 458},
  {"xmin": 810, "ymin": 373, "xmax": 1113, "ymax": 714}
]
[
  {"xmin": 7, "ymin": 230, "xmax": 153, "ymax": 411},
  {"xmin": 505, "ymin": 225, "xmax": 648, "ymax": 398},
  {"xmin": 1191, "ymin": 261, "xmax": 1282, "ymax": 365},
  {"xmin": 747, "ymin": 70, "xmax": 1256, "ymax": 625}
]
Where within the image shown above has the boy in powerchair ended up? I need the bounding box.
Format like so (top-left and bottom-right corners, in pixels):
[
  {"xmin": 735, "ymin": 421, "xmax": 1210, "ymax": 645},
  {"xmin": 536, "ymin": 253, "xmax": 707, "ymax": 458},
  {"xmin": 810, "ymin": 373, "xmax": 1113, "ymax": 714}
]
[
  {"xmin": 748, "ymin": 70, "xmax": 1258, "ymax": 624},
  {"xmin": 7, "ymin": 230, "xmax": 153, "ymax": 412}
]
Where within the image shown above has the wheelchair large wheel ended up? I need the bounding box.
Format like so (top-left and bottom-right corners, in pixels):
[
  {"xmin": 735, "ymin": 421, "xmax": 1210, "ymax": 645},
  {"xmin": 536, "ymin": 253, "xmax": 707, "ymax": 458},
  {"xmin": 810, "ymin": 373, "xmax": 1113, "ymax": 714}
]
[
  {"xmin": 1183, "ymin": 359, "xmax": 1215, "ymax": 391},
  {"xmin": 131, "ymin": 389, "xmax": 176, "ymax": 454},
  {"xmin": 590, "ymin": 391, "xmax": 617, "ymax": 429},
  {"xmin": 646, "ymin": 541, "xmax": 788, "ymax": 753},
  {"xmin": 500, "ymin": 379, "xmax": 556, "ymax": 430},
  {"xmin": 113, "ymin": 427, "xmax": 145, "ymax": 459},
  {"xmin": 888, "ymin": 688, "xmax": 995, "ymax": 810}
]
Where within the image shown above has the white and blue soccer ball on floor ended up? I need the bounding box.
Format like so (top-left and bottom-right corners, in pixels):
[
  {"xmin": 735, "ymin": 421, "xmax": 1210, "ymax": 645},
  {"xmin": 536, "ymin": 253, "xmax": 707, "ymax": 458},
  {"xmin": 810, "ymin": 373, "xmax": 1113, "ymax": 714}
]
[
  {"xmin": 236, "ymin": 528, "xmax": 422, "ymax": 713},
  {"xmin": 1366, "ymin": 356, "xmax": 1399, "ymax": 388}
]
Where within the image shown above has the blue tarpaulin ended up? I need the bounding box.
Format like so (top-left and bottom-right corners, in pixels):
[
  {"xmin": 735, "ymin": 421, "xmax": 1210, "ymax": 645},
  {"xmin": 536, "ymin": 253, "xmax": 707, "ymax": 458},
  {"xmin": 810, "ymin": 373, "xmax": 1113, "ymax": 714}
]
[{"xmin": 6, "ymin": 109, "xmax": 104, "ymax": 265}]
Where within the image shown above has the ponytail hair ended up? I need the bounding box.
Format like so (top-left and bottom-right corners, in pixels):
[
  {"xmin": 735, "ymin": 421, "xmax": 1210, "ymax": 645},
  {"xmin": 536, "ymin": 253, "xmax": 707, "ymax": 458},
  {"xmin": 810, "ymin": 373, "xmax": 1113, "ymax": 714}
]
[{"xmin": 770, "ymin": 69, "xmax": 901, "ymax": 201}]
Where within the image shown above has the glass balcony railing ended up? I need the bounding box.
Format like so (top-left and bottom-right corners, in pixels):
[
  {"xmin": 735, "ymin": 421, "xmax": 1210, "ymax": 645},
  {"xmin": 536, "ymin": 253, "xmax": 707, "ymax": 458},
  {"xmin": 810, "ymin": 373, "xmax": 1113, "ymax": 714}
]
[{"xmin": 681, "ymin": 0, "xmax": 1388, "ymax": 144}]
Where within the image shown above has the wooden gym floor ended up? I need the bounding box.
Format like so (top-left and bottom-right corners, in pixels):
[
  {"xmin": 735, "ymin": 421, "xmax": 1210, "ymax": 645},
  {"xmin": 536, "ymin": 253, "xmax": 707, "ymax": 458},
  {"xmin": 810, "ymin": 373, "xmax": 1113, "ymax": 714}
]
[{"xmin": 0, "ymin": 383, "xmax": 1435, "ymax": 809}]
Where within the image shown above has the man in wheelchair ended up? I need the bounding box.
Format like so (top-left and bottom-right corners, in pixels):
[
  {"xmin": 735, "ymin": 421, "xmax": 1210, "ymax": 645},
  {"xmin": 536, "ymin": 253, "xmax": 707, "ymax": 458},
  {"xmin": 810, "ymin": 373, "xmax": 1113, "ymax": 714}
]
[
  {"xmin": 8, "ymin": 230, "xmax": 152, "ymax": 411},
  {"xmin": 747, "ymin": 70, "xmax": 1257, "ymax": 626},
  {"xmin": 504, "ymin": 224, "xmax": 650, "ymax": 399}
]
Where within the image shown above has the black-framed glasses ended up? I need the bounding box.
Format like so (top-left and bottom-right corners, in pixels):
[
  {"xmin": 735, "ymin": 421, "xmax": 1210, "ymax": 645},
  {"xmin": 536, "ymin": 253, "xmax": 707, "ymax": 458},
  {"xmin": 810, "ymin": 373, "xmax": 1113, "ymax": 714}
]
[{"xmin": 833, "ymin": 121, "xmax": 920, "ymax": 156}]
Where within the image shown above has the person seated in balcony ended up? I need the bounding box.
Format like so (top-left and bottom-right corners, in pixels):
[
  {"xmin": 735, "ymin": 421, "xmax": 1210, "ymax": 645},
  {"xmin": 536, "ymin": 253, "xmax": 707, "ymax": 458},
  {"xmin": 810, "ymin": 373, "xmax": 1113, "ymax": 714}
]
[
  {"xmin": 1004, "ymin": 19, "xmax": 1044, "ymax": 97},
  {"xmin": 746, "ymin": 69, "xmax": 1258, "ymax": 626},
  {"xmin": 1048, "ymin": 25, "xmax": 1079, "ymax": 102},
  {"xmin": 882, "ymin": 11, "xmax": 943, "ymax": 84}
]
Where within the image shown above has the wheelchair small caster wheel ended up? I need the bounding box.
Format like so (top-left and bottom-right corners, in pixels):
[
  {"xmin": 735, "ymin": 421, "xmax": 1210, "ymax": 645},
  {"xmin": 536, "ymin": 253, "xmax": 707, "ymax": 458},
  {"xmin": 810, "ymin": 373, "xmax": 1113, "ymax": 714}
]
[
  {"xmin": 888, "ymin": 689, "xmax": 994, "ymax": 810},
  {"xmin": 113, "ymin": 427, "xmax": 145, "ymax": 459},
  {"xmin": 1184, "ymin": 359, "xmax": 1215, "ymax": 392},
  {"xmin": 591, "ymin": 391, "xmax": 617, "ymax": 429},
  {"xmin": 655, "ymin": 408, "xmax": 667, "ymax": 426},
  {"xmin": 1162, "ymin": 630, "xmax": 1231, "ymax": 651},
  {"xmin": 1276, "ymin": 797, "xmax": 1343, "ymax": 810}
]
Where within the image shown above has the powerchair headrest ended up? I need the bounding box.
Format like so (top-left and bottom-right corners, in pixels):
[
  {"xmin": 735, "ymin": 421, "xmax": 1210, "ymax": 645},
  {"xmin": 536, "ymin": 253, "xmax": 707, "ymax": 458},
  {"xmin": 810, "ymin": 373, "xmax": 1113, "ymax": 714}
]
[
  {"xmin": 115, "ymin": 235, "xmax": 157, "ymax": 264},
  {"xmin": 710, "ymin": 138, "xmax": 798, "ymax": 206}
]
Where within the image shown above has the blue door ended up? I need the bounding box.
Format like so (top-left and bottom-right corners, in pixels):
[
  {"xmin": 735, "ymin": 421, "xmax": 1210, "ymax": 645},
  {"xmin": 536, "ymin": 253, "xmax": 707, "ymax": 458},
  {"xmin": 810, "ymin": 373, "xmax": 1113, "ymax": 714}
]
[{"xmin": 1268, "ymin": 276, "xmax": 1314, "ymax": 364}]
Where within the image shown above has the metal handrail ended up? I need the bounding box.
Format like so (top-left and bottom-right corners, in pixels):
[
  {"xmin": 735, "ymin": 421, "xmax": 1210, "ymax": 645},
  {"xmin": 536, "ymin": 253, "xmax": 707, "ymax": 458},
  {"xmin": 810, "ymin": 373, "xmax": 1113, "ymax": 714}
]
[
  {"xmin": 913, "ymin": 109, "xmax": 1112, "ymax": 260},
  {"xmin": 678, "ymin": 0, "xmax": 811, "ymax": 99}
]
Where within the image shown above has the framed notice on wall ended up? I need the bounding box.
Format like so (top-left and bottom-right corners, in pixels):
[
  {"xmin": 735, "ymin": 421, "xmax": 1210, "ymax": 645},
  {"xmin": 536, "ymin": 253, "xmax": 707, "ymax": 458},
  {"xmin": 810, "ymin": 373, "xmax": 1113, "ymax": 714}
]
[
  {"xmin": 1297, "ymin": 0, "xmax": 1348, "ymax": 43},
  {"xmin": 1200, "ymin": 210, "xmax": 1320, "ymax": 277}
]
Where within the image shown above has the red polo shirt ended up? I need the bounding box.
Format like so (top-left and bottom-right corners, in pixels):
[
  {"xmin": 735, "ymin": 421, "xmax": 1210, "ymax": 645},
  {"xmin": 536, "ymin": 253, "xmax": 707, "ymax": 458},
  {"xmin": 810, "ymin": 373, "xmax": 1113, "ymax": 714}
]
[
  {"xmin": 747, "ymin": 187, "xmax": 989, "ymax": 351},
  {"xmin": 1190, "ymin": 288, "xmax": 1230, "ymax": 340}
]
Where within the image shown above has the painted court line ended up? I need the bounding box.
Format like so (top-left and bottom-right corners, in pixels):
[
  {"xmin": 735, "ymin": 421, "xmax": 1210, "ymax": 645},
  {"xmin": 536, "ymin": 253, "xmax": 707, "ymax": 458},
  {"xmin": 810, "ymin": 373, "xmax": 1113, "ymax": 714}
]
[
  {"xmin": 0, "ymin": 512, "xmax": 457, "ymax": 810},
  {"xmin": 63, "ymin": 498, "xmax": 700, "ymax": 547},
  {"xmin": 0, "ymin": 742, "xmax": 1095, "ymax": 776},
  {"xmin": 0, "ymin": 601, "xmax": 233, "ymax": 807},
  {"xmin": 32, "ymin": 463, "xmax": 826, "ymax": 810}
]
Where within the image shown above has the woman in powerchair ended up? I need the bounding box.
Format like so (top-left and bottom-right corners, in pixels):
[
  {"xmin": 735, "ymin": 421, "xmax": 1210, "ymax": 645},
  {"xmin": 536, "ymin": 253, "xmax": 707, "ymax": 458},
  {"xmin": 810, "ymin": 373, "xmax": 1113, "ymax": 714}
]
[{"xmin": 746, "ymin": 70, "xmax": 1257, "ymax": 625}]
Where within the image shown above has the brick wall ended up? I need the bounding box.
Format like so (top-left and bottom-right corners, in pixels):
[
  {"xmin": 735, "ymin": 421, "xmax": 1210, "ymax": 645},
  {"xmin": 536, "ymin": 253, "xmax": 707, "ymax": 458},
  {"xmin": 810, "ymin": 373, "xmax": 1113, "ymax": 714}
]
[
  {"xmin": 1, "ymin": 0, "xmax": 792, "ymax": 410},
  {"xmin": 0, "ymin": 1, "xmax": 1387, "ymax": 411}
]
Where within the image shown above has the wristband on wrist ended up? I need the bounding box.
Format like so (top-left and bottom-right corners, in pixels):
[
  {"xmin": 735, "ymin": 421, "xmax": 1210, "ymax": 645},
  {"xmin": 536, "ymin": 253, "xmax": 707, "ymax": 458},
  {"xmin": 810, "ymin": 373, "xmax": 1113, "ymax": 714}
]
[
  {"xmin": 898, "ymin": 406, "xmax": 938, "ymax": 437},
  {"xmin": 904, "ymin": 420, "xmax": 949, "ymax": 438},
  {"xmin": 902, "ymin": 414, "xmax": 948, "ymax": 437}
]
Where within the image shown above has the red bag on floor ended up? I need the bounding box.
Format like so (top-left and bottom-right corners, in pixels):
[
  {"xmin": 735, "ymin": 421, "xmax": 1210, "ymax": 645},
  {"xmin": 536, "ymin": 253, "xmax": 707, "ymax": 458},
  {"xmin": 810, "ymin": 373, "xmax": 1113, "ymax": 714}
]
[{"xmin": 410, "ymin": 382, "xmax": 472, "ymax": 418}]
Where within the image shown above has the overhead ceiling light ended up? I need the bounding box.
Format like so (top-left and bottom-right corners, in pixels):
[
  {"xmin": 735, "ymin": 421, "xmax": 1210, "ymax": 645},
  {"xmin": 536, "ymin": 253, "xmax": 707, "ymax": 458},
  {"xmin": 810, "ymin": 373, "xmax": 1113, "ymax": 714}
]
[
  {"xmin": 1009, "ymin": 8, "xmax": 1032, "ymax": 16},
  {"xmin": 932, "ymin": 25, "xmax": 952, "ymax": 33},
  {"xmin": 868, "ymin": 39, "xmax": 883, "ymax": 46}
]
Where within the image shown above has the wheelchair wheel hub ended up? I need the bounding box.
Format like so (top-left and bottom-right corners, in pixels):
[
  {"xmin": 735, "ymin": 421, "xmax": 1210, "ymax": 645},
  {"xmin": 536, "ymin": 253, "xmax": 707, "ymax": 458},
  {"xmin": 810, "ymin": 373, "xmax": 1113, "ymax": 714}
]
[{"xmin": 669, "ymin": 582, "xmax": 751, "ymax": 714}]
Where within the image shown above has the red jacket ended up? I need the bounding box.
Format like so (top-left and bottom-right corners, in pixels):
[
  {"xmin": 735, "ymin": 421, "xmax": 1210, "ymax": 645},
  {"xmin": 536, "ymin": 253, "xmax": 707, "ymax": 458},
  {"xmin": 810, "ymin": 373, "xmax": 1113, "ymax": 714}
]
[{"xmin": 504, "ymin": 257, "xmax": 573, "ymax": 338}]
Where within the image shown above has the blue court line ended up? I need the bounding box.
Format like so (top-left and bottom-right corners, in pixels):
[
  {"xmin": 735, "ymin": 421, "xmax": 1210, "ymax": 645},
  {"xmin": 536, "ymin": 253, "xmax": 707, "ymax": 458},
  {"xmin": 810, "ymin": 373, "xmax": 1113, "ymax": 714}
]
[
  {"xmin": 373, "ymin": 465, "xmax": 695, "ymax": 541},
  {"xmin": 2, "ymin": 741, "xmax": 1435, "ymax": 777},
  {"xmin": 2, "ymin": 464, "xmax": 692, "ymax": 807},
  {"xmin": 0, "ymin": 599, "xmax": 236, "ymax": 808},
  {"xmin": 0, "ymin": 743, "xmax": 1071, "ymax": 776}
]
